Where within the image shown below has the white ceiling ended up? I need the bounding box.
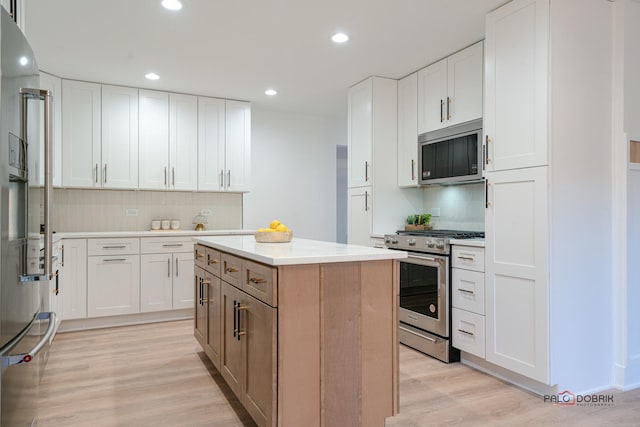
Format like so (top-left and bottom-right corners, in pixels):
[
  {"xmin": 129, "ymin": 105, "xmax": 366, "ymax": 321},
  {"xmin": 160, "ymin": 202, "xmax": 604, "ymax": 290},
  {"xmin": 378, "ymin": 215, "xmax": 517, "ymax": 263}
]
[{"xmin": 24, "ymin": 0, "xmax": 506, "ymax": 117}]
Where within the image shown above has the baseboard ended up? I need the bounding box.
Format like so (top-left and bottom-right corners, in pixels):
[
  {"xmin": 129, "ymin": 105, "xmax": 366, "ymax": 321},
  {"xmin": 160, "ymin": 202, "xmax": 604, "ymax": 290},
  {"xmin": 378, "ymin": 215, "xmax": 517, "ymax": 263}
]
[
  {"xmin": 614, "ymin": 356, "xmax": 640, "ymax": 391},
  {"xmin": 461, "ymin": 352, "xmax": 556, "ymax": 396},
  {"xmin": 58, "ymin": 309, "xmax": 193, "ymax": 332}
]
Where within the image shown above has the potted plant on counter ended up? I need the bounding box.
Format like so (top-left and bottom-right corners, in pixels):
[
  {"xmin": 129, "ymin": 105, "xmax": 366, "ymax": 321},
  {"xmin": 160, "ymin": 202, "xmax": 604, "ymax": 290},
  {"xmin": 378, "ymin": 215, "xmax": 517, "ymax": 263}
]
[{"xmin": 405, "ymin": 213, "xmax": 432, "ymax": 231}]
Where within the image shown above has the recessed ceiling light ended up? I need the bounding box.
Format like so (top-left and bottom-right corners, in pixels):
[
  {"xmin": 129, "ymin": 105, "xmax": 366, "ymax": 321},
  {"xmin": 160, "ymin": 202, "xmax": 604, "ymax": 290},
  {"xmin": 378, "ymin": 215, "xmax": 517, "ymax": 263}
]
[
  {"xmin": 145, "ymin": 72, "xmax": 160, "ymax": 80},
  {"xmin": 265, "ymin": 89, "xmax": 277, "ymax": 96},
  {"xmin": 19, "ymin": 56, "xmax": 28, "ymax": 66},
  {"xmin": 161, "ymin": 0, "xmax": 183, "ymax": 11},
  {"xmin": 331, "ymin": 33, "xmax": 349, "ymax": 43}
]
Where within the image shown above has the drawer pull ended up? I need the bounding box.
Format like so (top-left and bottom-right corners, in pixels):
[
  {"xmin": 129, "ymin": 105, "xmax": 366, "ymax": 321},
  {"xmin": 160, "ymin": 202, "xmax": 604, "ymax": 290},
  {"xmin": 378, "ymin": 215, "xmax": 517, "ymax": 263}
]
[
  {"xmin": 458, "ymin": 329, "xmax": 475, "ymax": 336},
  {"xmin": 202, "ymin": 280, "xmax": 211, "ymax": 285},
  {"xmin": 196, "ymin": 253, "xmax": 204, "ymax": 259},
  {"xmin": 458, "ymin": 288, "xmax": 475, "ymax": 295},
  {"xmin": 225, "ymin": 267, "xmax": 239, "ymax": 273},
  {"xmin": 102, "ymin": 245, "xmax": 126, "ymax": 249},
  {"xmin": 457, "ymin": 255, "xmax": 475, "ymax": 261},
  {"xmin": 103, "ymin": 258, "xmax": 126, "ymax": 262},
  {"xmin": 207, "ymin": 259, "xmax": 219, "ymax": 265},
  {"xmin": 162, "ymin": 244, "xmax": 184, "ymax": 248},
  {"xmin": 248, "ymin": 277, "xmax": 267, "ymax": 285}
]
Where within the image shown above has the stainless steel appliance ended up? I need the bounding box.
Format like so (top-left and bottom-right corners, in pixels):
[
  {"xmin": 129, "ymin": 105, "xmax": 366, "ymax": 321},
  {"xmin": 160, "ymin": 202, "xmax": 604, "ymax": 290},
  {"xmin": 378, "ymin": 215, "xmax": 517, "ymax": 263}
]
[
  {"xmin": 384, "ymin": 229, "xmax": 484, "ymax": 362},
  {"xmin": 418, "ymin": 119, "xmax": 483, "ymax": 186},
  {"xmin": 0, "ymin": 8, "xmax": 57, "ymax": 426}
]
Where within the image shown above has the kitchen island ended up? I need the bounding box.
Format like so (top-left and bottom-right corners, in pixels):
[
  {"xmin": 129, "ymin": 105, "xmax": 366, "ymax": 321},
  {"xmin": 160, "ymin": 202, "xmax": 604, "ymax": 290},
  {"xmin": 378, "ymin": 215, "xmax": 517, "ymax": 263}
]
[{"xmin": 193, "ymin": 235, "xmax": 406, "ymax": 427}]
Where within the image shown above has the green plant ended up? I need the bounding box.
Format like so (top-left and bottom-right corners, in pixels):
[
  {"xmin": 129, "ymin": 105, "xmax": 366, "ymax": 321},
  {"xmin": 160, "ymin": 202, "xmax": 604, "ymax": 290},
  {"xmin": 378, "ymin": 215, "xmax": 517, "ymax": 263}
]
[
  {"xmin": 406, "ymin": 214, "xmax": 432, "ymax": 225},
  {"xmin": 419, "ymin": 213, "xmax": 431, "ymax": 225}
]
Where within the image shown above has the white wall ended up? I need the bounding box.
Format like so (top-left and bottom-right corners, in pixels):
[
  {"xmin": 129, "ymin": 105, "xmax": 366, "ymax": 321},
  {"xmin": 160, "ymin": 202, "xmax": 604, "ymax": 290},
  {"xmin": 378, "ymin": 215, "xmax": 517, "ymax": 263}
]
[
  {"xmin": 244, "ymin": 108, "xmax": 344, "ymax": 242},
  {"xmin": 422, "ymin": 183, "xmax": 485, "ymax": 231}
]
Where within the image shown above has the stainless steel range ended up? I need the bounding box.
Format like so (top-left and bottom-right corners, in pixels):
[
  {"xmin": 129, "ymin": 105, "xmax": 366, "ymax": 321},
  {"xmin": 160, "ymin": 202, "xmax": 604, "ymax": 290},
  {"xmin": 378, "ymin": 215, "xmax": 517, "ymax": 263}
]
[{"xmin": 384, "ymin": 229, "xmax": 484, "ymax": 362}]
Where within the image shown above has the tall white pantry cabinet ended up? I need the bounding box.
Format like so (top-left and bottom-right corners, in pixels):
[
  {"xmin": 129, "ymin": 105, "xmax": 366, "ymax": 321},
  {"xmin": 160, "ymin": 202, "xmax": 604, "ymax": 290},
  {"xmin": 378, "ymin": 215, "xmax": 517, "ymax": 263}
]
[
  {"xmin": 347, "ymin": 77, "xmax": 422, "ymax": 246},
  {"xmin": 482, "ymin": 0, "xmax": 615, "ymax": 392}
]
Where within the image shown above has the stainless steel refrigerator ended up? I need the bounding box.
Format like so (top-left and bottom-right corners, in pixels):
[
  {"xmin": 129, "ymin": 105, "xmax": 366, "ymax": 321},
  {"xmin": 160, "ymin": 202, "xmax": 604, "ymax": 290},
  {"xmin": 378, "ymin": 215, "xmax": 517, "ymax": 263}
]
[{"xmin": 0, "ymin": 8, "xmax": 57, "ymax": 426}]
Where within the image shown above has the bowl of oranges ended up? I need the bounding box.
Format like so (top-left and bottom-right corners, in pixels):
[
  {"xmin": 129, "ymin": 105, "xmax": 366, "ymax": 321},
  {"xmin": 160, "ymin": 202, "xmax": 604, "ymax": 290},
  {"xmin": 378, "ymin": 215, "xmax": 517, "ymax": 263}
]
[{"xmin": 255, "ymin": 220, "xmax": 293, "ymax": 243}]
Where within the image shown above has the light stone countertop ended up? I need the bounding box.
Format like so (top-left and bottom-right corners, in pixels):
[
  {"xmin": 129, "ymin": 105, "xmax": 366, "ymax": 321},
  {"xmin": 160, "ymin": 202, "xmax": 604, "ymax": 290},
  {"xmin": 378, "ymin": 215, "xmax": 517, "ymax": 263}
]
[
  {"xmin": 449, "ymin": 238, "xmax": 485, "ymax": 248},
  {"xmin": 194, "ymin": 235, "xmax": 408, "ymax": 266},
  {"xmin": 57, "ymin": 229, "xmax": 254, "ymax": 239}
]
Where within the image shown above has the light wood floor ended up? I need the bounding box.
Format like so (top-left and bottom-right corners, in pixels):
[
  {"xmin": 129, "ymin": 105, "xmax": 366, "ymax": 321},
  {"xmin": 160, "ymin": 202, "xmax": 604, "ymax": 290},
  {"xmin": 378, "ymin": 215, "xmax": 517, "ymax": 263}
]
[{"xmin": 38, "ymin": 320, "xmax": 640, "ymax": 426}]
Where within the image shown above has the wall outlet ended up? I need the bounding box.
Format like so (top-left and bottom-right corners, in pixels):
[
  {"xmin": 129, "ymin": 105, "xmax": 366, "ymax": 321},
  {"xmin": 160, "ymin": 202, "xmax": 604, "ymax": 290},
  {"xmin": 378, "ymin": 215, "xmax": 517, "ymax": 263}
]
[
  {"xmin": 126, "ymin": 208, "xmax": 139, "ymax": 216},
  {"xmin": 430, "ymin": 207, "xmax": 441, "ymax": 217},
  {"xmin": 201, "ymin": 209, "xmax": 212, "ymax": 216}
]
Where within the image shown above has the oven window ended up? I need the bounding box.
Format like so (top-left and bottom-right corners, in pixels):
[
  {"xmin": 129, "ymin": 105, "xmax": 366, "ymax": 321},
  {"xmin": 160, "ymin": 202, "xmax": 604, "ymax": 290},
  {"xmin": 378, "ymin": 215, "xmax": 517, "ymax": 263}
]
[{"xmin": 399, "ymin": 261, "xmax": 439, "ymax": 319}]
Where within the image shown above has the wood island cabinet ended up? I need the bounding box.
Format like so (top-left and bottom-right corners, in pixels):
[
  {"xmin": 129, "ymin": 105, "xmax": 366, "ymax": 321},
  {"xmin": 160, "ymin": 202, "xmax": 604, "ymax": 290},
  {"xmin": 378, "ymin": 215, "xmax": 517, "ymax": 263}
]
[{"xmin": 194, "ymin": 242, "xmax": 398, "ymax": 427}]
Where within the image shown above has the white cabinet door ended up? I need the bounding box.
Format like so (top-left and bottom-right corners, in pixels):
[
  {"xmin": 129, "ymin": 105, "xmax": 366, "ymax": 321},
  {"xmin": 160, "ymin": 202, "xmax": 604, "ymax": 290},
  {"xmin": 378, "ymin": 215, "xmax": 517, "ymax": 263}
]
[
  {"xmin": 198, "ymin": 96, "xmax": 225, "ymax": 191},
  {"xmin": 101, "ymin": 85, "xmax": 138, "ymax": 189},
  {"xmin": 60, "ymin": 239, "xmax": 87, "ymax": 320},
  {"xmin": 225, "ymin": 100, "xmax": 251, "ymax": 192},
  {"xmin": 447, "ymin": 41, "xmax": 483, "ymax": 127},
  {"xmin": 62, "ymin": 80, "xmax": 101, "ymax": 188},
  {"xmin": 347, "ymin": 187, "xmax": 372, "ymax": 246},
  {"xmin": 485, "ymin": 166, "xmax": 548, "ymax": 383},
  {"xmin": 484, "ymin": 0, "xmax": 549, "ymax": 171},
  {"xmin": 417, "ymin": 58, "xmax": 447, "ymax": 134},
  {"xmin": 173, "ymin": 252, "xmax": 195, "ymax": 309},
  {"xmin": 169, "ymin": 93, "xmax": 198, "ymax": 190},
  {"xmin": 348, "ymin": 78, "xmax": 372, "ymax": 188},
  {"xmin": 139, "ymin": 89, "xmax": 169, "ymax": 190},
  {"xmin": 87, "ymin": 255, "xmax": 140, "ymax": 317},
  {"xmin": 33, "ymin": 72, "xmax": 62, "ymax": 187},
  {"xmin": 397, "ymin": 72, "xmax": 419, "ymax": 187},
  {"xmin": 140, "ymin": 254, "xmax": 173, "ymax": 312}
]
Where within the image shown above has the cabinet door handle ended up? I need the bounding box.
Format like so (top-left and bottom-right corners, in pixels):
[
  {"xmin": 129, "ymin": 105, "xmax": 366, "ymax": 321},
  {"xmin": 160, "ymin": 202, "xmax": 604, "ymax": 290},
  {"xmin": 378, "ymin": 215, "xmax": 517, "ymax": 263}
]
[
  {"xmin": 364, "ymin": 190, "xmax": 368, "ymax": 212},
  {"xmin": 411, "ymin": 159, "xmax": 415, "ymax": 181},
  {"xmin": 485, "ymin": 181, "xmax": 491, "ymax": 208},
  {"xmin": 440, "ymin": 99, "xmax": 444, "ymax": 123},
  {"xmin": 198, "ymin": 278, "xmax": 203, "ymax": 306},
  {"xmin": 233, "ymin": 300, "xmax": 237, "ymax": 337},
  {"xmin": 104, "ymin": 164, "xmax": 107, "ymax": 183},
  {"xmin": 175, "ymin": 258, "xmax": 179, "ymax": 277},
  {"xmin": 220, "ymin": 170, "xmax": 224, "ymax": 189},
  {"xmin": 164, "ymin": 167, "xmax": 167, "ymax": 186},
  {"xmin": 447, "ymin": 96, "xmax": 451, "ymax": 120},
  {"xmin": 458, "ymin": 288, "xmax": 475, "ymax": 295},
  {"xmin": 365, "ymin": 161, "xmax": 369, "ymax": 182},
  {"xmin": 485, "ymin": 135, "xmax": 492, "ymax": 165},
  {"xmin": 227, "ymin": 170, "xmax": 231, "ymax": 188},
  {"xmin": 172, "ymin": 167, "xmax": 175, "ymax": 186},
  {"xmin": 248, "ymin": 277, "xmax": 266, "ymax": 285},
  {"xmin": 237, "ymin": 304, "xmax": 248, "ymax": 340},
  {"xmin": 167, "ymin": 258, "xmax": 171, "ymax": 277},
  {"xmin": 95, "ymin": 163, "xmax": 98, "ymax": 184},
  {"xmin": 458, "ymin": 329, "xmax": 475, "ymax": 337}
]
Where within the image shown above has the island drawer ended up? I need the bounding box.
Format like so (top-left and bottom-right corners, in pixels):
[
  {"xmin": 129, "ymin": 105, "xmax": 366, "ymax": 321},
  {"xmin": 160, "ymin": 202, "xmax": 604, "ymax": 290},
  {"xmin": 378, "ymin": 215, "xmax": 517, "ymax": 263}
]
[
  {"xmin": 88, "ymin": 238, "xmax": 139, "ymax": 256},
  {"xmin": 242, "ymin": 259, "xmax": 277, "ymax": 307},
  {"xmin": 194, "ymin": 244, "xmax": 207, "ymax": 269},
  {"xmin": 205, "ymin": 248, "xmax": 222, "ymax": 277},
  {"xmin": 221, "ymin": 253, "xmax": 242, "ymax": 287}
]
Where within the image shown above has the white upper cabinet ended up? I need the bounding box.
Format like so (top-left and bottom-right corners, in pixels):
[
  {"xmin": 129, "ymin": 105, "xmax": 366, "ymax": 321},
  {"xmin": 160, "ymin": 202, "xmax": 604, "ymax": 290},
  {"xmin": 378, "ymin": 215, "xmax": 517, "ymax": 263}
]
[
  {"xmin": 348, "ymin": 78, "xmax": 373, "ymax": 188},
  {"xmin": 101, "ymin": 84, "xmax": 139, "ymax": 189},
  {"xmin": 484, "ymin": 1, "xmax": 548, "ymax": 172},
  {"xmin": 418, "ymin": 41, "xmax": 483, "ymax": 134},
  {"xmin": 62, "ymin": 80, "xmax": 101, "ymax": 188},
  {"xmin": 169, "ymin": 94, "xmax": 198, "ymax": 191},
  {"xmin": 224, "ymin": 100, "xmax": 251, "ymax": 192},
  {"xmin": 198, "ymin": 97, "xmax": 225, "ymax": 191},
  {"xmin": 139, "ymin": 90, "xmax": 169, "ymax": 190},
  {"xmin": 198, "ymin": 98, "xmax": 251, "ymax": 192},
  {"xmin": 30, "ymin": 71, "xmax": 62, "ymax": 187},
  {"xmin": 397, "ymin": 72, "xmax": 419, "ymax": 187}
]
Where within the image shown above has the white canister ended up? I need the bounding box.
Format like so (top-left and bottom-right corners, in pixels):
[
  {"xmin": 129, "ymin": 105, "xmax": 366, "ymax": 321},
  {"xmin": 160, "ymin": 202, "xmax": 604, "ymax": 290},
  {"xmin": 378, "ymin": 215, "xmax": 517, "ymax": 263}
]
[
  {"xmin": 151, "ymin": 220, "xmax": 161, "ymax": 230},
  {"xmin": 171, "ymin": 220, "xmax": 180, "ymax": 230},
  {"xmin": 161, "ymin": 219, "xmax": 171, "ymax": 230}
]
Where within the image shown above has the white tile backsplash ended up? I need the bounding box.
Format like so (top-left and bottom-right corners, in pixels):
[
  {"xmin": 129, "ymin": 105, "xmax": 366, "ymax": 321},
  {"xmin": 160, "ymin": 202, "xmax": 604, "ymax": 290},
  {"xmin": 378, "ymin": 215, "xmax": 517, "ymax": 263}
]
[
  {"xmin": 422, "ymin": 183, "xmax": 485, "ymax": 231},
  {"xmin": 48, "ymin": 189, "xmax": 243, "ymax": 232}
]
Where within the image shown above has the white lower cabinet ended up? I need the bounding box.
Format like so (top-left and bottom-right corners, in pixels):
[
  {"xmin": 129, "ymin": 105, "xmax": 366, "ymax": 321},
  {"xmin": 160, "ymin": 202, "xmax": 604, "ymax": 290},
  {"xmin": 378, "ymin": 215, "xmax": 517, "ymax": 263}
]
[
  {"xmin": 61, "ymin": 239, "xmax": 88, "ymax": 320},
  {"xmin": 451, "ymin": 244, "xmax": 486, "ymax": 359},
  {"xmin": 140, "ymin": 251, "xmax": 194, "ymax": 312},
  {"xmin": 173, "ymin": 252, "xmax": 195, "ymax": 308},
  {"xmin": 347, "ymin": 187, "xmax": 372, "ymax": 246},
  {"xmin": 87, "ymin": 255, "xmax": 140, "ymax": 317}
]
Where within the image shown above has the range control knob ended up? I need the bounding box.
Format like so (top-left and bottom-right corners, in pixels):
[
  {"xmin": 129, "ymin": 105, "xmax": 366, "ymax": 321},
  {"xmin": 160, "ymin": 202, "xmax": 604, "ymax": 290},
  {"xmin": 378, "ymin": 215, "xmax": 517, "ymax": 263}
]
[
  {"xmin": 426, "ymin": 240, "xmax": 436, "ymax": 248},
  {"xmin": 408, "ymin": 238, "xmax": 416, "ymax": 246},
  {"xmin": 384, "ymin": 237, "xmax": 391, "ymax": 244},
  {"xmin": 391, "ymin": 238, "xmax": 398, "ymax": 244},
  {"xmin": 436, "ymin": 241, "xmax": 445, "ymax": 250}
]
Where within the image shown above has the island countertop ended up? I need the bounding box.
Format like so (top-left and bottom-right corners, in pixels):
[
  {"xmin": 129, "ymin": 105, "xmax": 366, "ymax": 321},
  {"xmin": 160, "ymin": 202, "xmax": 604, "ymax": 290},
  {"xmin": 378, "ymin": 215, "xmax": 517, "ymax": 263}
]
[{"xmin": 193, "ymin": 235, "xmax": 407, "ymax": 266}]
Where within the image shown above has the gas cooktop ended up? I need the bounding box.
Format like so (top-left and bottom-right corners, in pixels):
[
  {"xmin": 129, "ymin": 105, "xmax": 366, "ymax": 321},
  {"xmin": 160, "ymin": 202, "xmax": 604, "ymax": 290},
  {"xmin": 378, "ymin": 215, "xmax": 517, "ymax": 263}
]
[
  {"xmin": 395, "ymin": 229, "xmax": 485, "ymax": 239},
  {"xmin": 385, "ymin": 230, "xmax": 484, "ymax": 254}
]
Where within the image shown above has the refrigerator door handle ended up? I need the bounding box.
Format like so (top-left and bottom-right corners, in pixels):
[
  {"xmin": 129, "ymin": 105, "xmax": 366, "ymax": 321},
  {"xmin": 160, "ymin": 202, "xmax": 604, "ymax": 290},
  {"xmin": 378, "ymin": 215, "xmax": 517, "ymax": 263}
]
[
  {"xmin": 19, "ymin": 88, "xmax": 55, "ymax": 282},
  {"xmin": 1, "ymin": 312, "xmax": 57, "ymax": 366}
]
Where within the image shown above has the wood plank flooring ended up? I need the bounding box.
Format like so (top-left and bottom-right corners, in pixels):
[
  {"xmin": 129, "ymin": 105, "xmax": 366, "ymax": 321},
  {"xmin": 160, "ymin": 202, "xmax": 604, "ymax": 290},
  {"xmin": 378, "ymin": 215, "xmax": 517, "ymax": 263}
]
[{"xmin": 38, "ymin": 320, "xmax": 640, "ymax": 426}]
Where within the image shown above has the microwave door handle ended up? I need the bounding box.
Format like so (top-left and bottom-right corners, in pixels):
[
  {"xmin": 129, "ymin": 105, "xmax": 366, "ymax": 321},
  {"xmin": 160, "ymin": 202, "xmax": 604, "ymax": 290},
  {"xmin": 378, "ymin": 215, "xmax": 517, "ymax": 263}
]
[{"xmin": 19, "ymin": 88, "xmax": 55, "ymax": 282}]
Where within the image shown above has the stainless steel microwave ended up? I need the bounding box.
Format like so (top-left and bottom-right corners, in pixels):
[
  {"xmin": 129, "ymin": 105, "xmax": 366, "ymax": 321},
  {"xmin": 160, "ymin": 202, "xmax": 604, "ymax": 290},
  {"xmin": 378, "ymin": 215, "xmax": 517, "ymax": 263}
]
[{"xmin": 418, "ymin": 119, "xmax": 483, "ymax": 185}]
